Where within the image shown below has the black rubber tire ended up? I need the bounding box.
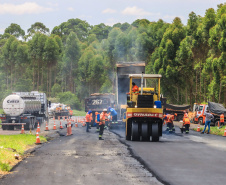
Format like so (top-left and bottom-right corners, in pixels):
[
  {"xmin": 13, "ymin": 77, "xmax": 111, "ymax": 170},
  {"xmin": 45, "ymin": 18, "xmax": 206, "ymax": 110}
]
[
  {"xmin": 125, "ymin": 122, "xmax": 131, "ymax": 140},
  {"xmin": 152, "ymin": 123, "xmax": 159, "ymax": 142},
  {"xmin": 141, "ymin": 123, "xmax": 149, "ymax": 141},
  {"xmin": 198, "ymin": 118, "xmax": 203, "ymax": 125},
  {"xmin": 131, "ymin": 122, "xmax": 139, "ymax": 141},
  {"xmin": 2, "ymin": 125, "xmax": 9, "ymax": 130}
]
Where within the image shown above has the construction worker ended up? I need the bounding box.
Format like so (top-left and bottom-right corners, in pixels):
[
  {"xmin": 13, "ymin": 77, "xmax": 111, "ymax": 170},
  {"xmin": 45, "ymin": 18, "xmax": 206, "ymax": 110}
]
[
  {"xmin": 99, "ymin": 109, "xmax": 108, "ymax": 140},
  {"xmin": 85, "ymin": 110, "xmax": 92, "ymax": 132},
  {"xmin": 220, "ymin": 113, "xmax": 224, "ymax": 127},
  {"xmin": 132, "ymin": 82, "xmax": 139, "ymax": 93},
  {"xmin": 89, "ymin": 112, "xmax": 93, "ymax": 129},
  {"xmin": 201, "ymin": 110, "xmax": 214, "ymax": 134},
  {"xmin": 69, "ymin": 109, "xmax": 73, "ymax": 118},
  {"xmin": 182, "ymin": 114, "xmax": 190, "ymax": 134},
  {"xmin": 95, "ymin": 112, "xmax": 100, "ymax": 132},
  {"xmin": 108, "ymin": 107, "xmax": 118, "ymax": 125},
  {"xmin": 164, "ymin": 114, "xmax": 174, "ymax": 133}
]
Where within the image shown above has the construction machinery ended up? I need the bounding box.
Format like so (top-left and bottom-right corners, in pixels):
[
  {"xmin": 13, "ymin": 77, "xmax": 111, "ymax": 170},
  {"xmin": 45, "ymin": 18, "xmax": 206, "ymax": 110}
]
[
  {"xmin": 125, "ymin": 74, "xmax": 163, "ymax": 142},
  {"xmin": 48, "ymin": 103, "xmax": 69, "ymax": 119}
]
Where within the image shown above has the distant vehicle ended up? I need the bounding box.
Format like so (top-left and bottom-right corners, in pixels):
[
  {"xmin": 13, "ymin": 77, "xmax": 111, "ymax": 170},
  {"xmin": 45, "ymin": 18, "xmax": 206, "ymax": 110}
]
[
  {"xmin": 85, "ymin": 93, "xmax": 115, "ymax": 126},
  {"xmin": 0, "ymin": 91, "xmax": 48, "ymax": 130},
  {"xmin": 194, "ymin": 102, "xmax": 226, "ymax": 126},
  {"xmin": 48, "ymin": 103, "xmax": 69, "ymax": 119}
]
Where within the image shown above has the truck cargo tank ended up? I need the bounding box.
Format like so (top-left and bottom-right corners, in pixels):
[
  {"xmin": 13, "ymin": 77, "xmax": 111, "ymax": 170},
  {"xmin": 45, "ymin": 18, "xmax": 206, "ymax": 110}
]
[{"xmin": 3, "ymin": 95, "xmax": 41, "ymax": 117}]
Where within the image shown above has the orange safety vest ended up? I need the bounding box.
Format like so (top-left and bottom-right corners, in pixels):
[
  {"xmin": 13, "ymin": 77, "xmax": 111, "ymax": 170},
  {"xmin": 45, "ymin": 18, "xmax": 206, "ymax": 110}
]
[
  {"xmin": 69, "ymin": 110, "xmax": 73, "ymax": 116},
  {"xmin": 166, "ymin": 115, "xmax": 173, "ymax": 123},
  {"xmin": 95, "ymin": 112, "xmax": 99, "ymax": 123},
  {"xmin": 132, "ymin": 85, "xmax": 139, "ymax": 92},
  {"xmin": 220, "ymin": 114, "xmax": 224, "ymax": 123},
  {"xmin": 183, "ymin": 117, "xmax": 190, "ymax": 125},
  {"xmin": 100, "ymin": 112, "xmax": 107, "ymax": 125},
  {"xmin": 85, "ymin": 114, "xmax": 91, "ymax": 123}
]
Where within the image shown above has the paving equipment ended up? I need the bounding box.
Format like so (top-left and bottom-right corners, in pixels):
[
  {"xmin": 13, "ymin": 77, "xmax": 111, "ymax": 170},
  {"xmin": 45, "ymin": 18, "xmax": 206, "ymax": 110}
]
[
  {"xmin": 125, "ymin": 74, "xmax": 163, "ymax": 142},
  {"xmin": 0, "ymin": 91, "xmax": 48, "ymax": 130}
]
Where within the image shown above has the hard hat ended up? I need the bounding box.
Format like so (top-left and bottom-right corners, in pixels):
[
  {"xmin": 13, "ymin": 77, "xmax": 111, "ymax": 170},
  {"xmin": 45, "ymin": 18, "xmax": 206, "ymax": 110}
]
[
  {"xmin": 88, "ymin": 110, "xmax": 92, "ymax": 114},
  {"xmin": 103, "ymin": 109, "xmax": 107, "ymax": 112}
]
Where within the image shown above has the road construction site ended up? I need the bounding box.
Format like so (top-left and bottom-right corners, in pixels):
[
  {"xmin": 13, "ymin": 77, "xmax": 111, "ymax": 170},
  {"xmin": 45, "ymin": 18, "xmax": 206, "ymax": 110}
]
[{"xmin": 1, "ymin": 117, "xmax": 226, "ymax": 185}]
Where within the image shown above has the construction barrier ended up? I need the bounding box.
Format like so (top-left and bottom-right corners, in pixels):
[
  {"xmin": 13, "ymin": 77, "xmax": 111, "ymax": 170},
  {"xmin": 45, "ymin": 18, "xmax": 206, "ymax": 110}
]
[
  {"xmin": 37, "ymin": 122, "xmax": 40, "ymax": 132},
  {"xmin": 53, "ymin": 121, "xmax": 57, "ymax": 130},
  {"xmin": 35, "ymin": 131, "xmax": 41, "ymax": 144},
  {"xmin": 20, "ymin": 124, "xmax": 25, "ymax": 134},
  {"xmin": 197, "ymin": 124, "xmax": 200, "ymax": 132},
  {"xmin": 45, "ymin": 121, "xmax": 49, "ymax": 131}
]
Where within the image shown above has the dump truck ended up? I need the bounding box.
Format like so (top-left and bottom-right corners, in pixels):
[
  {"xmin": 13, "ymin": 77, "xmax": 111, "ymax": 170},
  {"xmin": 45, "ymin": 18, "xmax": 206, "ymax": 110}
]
[
  {"xmin": 85, "ymin": 93, "xmax": 115, "ymax": 126},
  {"xmin": 48, "ymin": 103, "xmax": 69, "ymax": 119},
  {"xmin": 125, "ymin": 74, "xmax": 163, "ymax": 142},
  {"xmin": 0, "ymin": 91, "xmax": 48, "ymax": 130}
]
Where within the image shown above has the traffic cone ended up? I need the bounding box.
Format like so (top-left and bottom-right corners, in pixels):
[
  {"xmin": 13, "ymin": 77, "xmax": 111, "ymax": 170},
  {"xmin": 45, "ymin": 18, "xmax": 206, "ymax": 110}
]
[
  {"xmin": 197, "ymin": 124, "xmax": 200, "ymax": 132},
  {"xmin": 35, "ymin": 131, "xmax": 41, "ymax": 144},
  {"xmin": 223, "ymin": 127, "xmax": 226, "ymax": 137},
  {"xmin": 63, "ymin": 117, "xmax": 65, "ymax": 121},
  {"xmin": 37, "ymin": 122, "xmax": 40, "ymax": 132},
  {"xmin": 58, "ymin": 116, "xmax": 60, "ymax": 120},
  {"xmin": 20, "ymin": 124, "xmax": 25, "ymax": 134},
  {"xmin": 82, "ymin": 122, "xmax": 86, "ymax": 127},
  {"xmin": 45, "ymin": 121, "xmax": 49, "ymax": 131},
  {"xmin": 60, "ymin": 121, "xmax": 63, "ymax": 129},
  {"xmin": 75, "ymin": 122, "xmax": 78, "ymax": 127},
  {"xmin": 67, "ymin": 122, "xmax": 72, "ymax": 136},
  {"xmin": 53, "ymin": 117, "xmax": 55, "ymax": 120},
  {"xmin": 53, "ymin": 121, "xmax": 57, "ymax": 130},
  {"xmin": 69, "ymin": 122, "xmax": 72, "ymax": 135}
]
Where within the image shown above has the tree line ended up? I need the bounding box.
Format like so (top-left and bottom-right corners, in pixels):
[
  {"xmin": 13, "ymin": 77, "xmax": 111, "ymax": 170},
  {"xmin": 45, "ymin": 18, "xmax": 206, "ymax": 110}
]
[{"xmin": 0, "ymin": 3, "xmax": 225, "ymax": 109}]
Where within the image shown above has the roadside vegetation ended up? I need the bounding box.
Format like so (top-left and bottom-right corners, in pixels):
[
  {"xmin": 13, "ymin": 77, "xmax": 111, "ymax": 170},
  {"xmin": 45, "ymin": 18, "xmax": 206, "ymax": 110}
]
[
  {"xmin": 0, "ymin": 3, "xmax": 225, "ymax": 108},
  {"xmin": 73, "ymin": 109, "xmax": 86, "ymax": 116},
  {"xmin": 0, "ymin": 134, "xmax": 47, "ymax": 173},
  {"xmin": 194, "ymin": 126, "xmax": 226, "ymax": 136}
]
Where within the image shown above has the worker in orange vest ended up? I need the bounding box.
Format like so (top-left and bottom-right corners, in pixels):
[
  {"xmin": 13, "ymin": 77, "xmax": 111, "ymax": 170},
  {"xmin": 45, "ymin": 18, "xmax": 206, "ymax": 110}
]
[
  {"xmin": 85, "ymin": 110, "xmax": 92, "ymax": 132},
  {"xmin": 220, "ymin": 114, "xmax": 224, "ymax": 126},
  {"xmin": 69, "ymin": 109, "xmax": 73, "ymax": 118},
  {"xmin": 99, "ymin": 109, "xmax": 108, "ymax": 140},
  {"xmin": 132, "ymin": 82, "xmax": 139, "ymax": 93},
  {"xmin": 95, "ymin": 112, "xmax": 100, "ymax": 132},
  {"xmin": 182, "ymin": 114, "xmax": 190, "ymax": 134},
  {"xmin": 164, "ymin": 114, "xmax": 174, "ymax": 133}
]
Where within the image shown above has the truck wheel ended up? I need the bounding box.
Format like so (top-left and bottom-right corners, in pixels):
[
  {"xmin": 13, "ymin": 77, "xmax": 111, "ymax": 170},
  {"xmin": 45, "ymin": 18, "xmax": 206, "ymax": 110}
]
[
  {"xmin": 152, "ymin": 123, "xmax": 159, "ymax": 142},
  {"xmin": 2, "ymin": 125, "xmax": 9, "ymax": 130},
  {"xmin": 131, "ymin": 121, "xmax": 139, "ymax": 141},
  {"xmin": 198, "ymin": 118, "xmax": 203, "ymax": 125},
  {"xmin": 141, "ymin": 123, "xmax": 149, "ymax": 141},
  {"xmin": 125, "ymin": 121, "xmax": 131, "ymax": 140}
]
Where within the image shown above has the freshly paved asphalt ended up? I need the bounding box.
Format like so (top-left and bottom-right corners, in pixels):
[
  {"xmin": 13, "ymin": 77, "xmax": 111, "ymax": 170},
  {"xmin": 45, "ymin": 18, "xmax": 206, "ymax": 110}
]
[
  {"xmin": 111, "ymin": 123, "xmax": 226, "ymax": 185},
  {"xmin": 0, "ymin": 118, "xmax": 161, "ymax": 185}
]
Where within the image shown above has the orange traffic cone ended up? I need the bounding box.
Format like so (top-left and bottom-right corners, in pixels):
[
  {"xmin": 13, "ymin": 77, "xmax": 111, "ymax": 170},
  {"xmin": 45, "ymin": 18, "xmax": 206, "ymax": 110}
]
[
  {"xmin": 82, "ymin": 122, "xmax": 86, "ymax": 127},
  {"xmin": 223, "ymin": 127, "xmax": 226, "ymax": 137},
  {"xmin": 35, "ymin": 131, "xmax": 41, "ymax": 144},
  {"xmin": 60, "ymin": 121, "xmax": 63, "ymax": 129},
  {"xmin": 67, "ymin": 122, "xmax": 72, "ymax": 136},
  {"xmin": 37, "ymin": 122, "xmax": 40, "ymax": 132},
  {"xmin": 45, "ymin": 121, "xmax": 49, "ymax": 131},
  {"xmin": 63, "ymin": 117, "xmax": 65, "ymax": 121},
  {"xmin": 58, "ymin": 116, "xmax": 60, "ymax": 120},
  {"xmin": 53, "ymin": 121, "xmax": 57, "ymax": 130},
  {"xmin": 53, "ymin": 116, "xmax": 55, "ymax": 120},
  {"xmin": 20, "ymin": 124, "xmax": 25, "ymax": 134},
  {"xmin": 197, "ymin": 124, "xmax": 200, "ymax": 132},
  {"xmin": 75, "ymin": 122, "xmax": 78, "ymax": 127}
]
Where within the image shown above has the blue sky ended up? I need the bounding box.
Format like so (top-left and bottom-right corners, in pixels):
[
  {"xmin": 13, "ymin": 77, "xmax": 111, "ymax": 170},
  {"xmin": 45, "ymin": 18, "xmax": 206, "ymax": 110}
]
[{"xmin": 0, "ymin": 0, "xmax": 225, "ymax": 34}]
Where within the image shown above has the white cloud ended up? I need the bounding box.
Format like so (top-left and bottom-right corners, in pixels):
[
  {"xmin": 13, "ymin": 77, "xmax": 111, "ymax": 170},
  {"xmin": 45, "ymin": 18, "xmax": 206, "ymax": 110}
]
[
  {"xmin": 122, "ymin": 6, "xmax": 151, "ymax": 16},
  {"xmin": 0, "ymin": 2, "xmax": 53, "ymax": 15},
  {"xmin": 68, "ymin": 7, "xmax": 74, "ymax": 11},
  {"xmin": 105, "ymin": 18, "xmax": 120, "ymax": 26},
  {"xmin": 46, "ymin": 2, "xmax": 58, "ymax": 7},
  {"xmin": 102, "ymin": 8, "xmax": 117, "ymax": 14}
]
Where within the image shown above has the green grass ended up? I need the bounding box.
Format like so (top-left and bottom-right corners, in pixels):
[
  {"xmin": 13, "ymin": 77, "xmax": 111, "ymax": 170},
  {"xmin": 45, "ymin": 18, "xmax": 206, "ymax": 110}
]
[
  {"xmin": 193, "ymin": 126, "xmax": 226, "ymax": 136},
  {"xmin": 73, "ymin": 109, "xmax": 86, "ymax": 116},
  {"xmin": 0, "ymin": 134, "xmax": 47, "ymax": 172},
  {"xmin": 0, "ymin": 109, "xmax": 3, "ymax": 114}
]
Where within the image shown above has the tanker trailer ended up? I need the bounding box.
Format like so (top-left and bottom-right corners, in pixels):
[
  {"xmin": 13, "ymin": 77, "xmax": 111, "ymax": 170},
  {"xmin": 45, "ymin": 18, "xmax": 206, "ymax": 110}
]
[{"xmin": 0, "ymin": 94, "xmax": 41, "ymax": 130}]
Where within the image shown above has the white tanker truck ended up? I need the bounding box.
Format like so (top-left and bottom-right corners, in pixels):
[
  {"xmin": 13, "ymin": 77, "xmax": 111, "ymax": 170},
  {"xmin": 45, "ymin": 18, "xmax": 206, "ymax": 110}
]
[{"xmin": 0, "ymin": 91, "xmax": 48, "ymax": 130}]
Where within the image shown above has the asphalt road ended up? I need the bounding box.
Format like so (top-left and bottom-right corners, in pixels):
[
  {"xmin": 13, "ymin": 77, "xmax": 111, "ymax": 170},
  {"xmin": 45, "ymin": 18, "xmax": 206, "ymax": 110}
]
[
  {"xmin": 110, "ymin": 123, "xmax": 226, "ymax": 185},
  {"xmin": 0, "ymin": 118, "xmax": 161, "ymax": 185}
]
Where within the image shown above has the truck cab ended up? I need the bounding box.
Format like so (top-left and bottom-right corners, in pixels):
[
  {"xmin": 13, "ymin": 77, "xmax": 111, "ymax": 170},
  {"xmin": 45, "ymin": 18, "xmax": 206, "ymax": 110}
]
[{"xmin": 195, "ymin": 104, "xmax": 208, "ymax": 125}]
